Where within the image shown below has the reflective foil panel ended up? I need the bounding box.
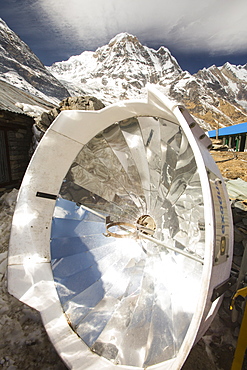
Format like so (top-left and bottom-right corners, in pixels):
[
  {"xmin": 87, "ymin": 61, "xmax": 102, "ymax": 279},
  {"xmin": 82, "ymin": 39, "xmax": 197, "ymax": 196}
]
[{"xmin": 51, "ymin": 116, "xmax": 205, "ymax": 367}]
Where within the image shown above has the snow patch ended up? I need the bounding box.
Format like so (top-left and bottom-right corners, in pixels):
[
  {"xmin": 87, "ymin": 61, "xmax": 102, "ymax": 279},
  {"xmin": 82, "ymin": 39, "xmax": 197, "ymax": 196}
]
[{"xmin": 15, "ymin": 102, "xmax": 48, "ymax": 117}]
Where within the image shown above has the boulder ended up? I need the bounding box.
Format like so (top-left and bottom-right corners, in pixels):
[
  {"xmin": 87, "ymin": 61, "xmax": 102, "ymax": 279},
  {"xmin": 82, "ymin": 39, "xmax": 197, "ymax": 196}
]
[{"xmin": 35, "ymin": 96, "xmax": 105, "ymax": 132}]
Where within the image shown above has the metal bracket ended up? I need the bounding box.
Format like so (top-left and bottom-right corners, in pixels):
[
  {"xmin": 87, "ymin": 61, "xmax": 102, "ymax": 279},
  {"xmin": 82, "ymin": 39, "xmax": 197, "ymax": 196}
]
[{"xmin": 211, "ymin": 275, "xmax": 237, "ymax": 302}]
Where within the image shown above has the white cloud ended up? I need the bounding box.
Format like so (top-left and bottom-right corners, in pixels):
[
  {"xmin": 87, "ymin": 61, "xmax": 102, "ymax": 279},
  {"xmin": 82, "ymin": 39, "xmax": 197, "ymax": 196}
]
[{"xmin": 38, "ymin": 0, "xmax": 247, "ymax": 54}]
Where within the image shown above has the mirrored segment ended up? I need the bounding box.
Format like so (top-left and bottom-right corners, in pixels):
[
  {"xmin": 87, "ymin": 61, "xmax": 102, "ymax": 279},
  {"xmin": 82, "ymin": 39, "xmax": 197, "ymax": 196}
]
[{"xmin": 51, "ymin": 116, "xmax": 205, "ymax": 367}]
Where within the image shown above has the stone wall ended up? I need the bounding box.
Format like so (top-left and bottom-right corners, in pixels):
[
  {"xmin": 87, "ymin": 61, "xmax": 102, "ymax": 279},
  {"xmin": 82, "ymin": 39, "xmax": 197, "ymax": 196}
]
[{"xmin": 35, "ymin": 96, "xmax": 105, "ymax": 132}]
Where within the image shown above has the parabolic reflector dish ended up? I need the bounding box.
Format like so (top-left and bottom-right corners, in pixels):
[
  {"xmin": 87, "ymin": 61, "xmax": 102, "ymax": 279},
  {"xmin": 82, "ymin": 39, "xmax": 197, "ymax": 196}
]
[{"xmin": 8, "ymin": 86, "xmax": 233, "ymax": 369}]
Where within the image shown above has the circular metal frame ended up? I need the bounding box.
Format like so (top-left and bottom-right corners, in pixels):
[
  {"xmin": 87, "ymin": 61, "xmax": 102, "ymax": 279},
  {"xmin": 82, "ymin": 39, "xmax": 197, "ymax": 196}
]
[{"xmin": 7, "ymin": 86, "xmax": 233, "ymax": 370}]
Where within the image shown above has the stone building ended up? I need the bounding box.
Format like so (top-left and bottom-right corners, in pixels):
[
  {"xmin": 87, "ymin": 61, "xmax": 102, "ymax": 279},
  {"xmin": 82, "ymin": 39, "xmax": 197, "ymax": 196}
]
[{"xmin": 0, "ymin": 109, "xmax": 34, "ymax": 192}]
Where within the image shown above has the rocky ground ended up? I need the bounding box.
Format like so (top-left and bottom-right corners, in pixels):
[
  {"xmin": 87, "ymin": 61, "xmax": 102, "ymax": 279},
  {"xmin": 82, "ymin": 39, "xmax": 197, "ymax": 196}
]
[
  {"xmin": 0, "ymin": 151, "xmax": 247, "ymax": 370},
  {"xmin": 0, "ymin": 190, "xmax": 67, "ymax": 370},
  {"xmin": 210, "ymin": 151, "xmax": 247, "ymax": 183}
]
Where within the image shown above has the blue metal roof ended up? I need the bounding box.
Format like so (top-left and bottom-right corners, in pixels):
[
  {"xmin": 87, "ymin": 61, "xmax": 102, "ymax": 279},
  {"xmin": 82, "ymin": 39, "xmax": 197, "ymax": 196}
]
[{"xmin": 208, "ymin": 122, "xmax": 247, "ymax": 138}]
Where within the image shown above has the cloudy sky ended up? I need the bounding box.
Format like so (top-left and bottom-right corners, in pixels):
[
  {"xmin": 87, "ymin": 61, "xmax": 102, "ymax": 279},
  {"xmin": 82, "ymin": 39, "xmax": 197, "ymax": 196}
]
[{"xmin": 1, "ymin": 0, "xmax": 247, "ymax": 73}]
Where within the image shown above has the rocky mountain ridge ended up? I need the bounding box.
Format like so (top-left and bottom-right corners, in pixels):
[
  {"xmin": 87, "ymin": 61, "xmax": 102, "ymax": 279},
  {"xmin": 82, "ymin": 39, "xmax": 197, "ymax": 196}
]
[
  {"xmin": 194, "ymin": 62, "xmax": 247, "ymax": 109},
  {"xmin": 48, "ymin": 33, "xmax": 247, "ymax": 130},
  {"xmin": 1, "ymin": 18, "xmax": 247, "ymax": 130},
  {"xmin": 0, "ymin": 18, "xmax": 70, "ymax": 105}
]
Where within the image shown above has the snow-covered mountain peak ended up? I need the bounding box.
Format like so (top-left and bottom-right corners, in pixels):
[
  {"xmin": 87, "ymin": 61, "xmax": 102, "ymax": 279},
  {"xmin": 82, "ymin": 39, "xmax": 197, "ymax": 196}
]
[
  {"xmin": 221, "ymin": 61, "xmax": 236, "ymax": 70},
  {"xmin": 48, "ymin": 32, "xmax": 183, "ymax": 104},
  {"xmin": 108, "ymin": 32, "xmax": 139, "ymax": 47},
  {"xmin": 46, "ymin": 32, "xmax": 247, "ymax": 129},
  {"xmin": 220, "ymin": 62, "xmax": 247, "ymax": 82}
]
